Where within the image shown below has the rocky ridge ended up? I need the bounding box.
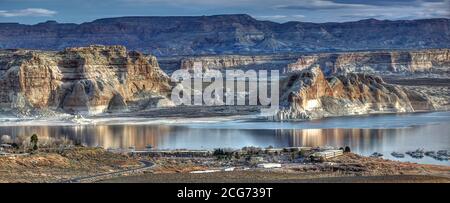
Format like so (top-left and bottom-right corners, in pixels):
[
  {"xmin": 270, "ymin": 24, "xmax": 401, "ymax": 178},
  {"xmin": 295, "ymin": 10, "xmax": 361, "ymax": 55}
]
[
  {"xmin": 174, "ymin": 49, "xmax": 450, "ymax": 76},
  {"xmin": 274, "ymin": 66, "xmax": 435, "ymax": 120},
  {"xmin": 0, "ymin": 45, "xmax": 172, "ymax": 116},
  {"xmin": 0, "ymin": 45, "xmax": 443, "ymax": 120},
  {"xmin": 0, "ymin": 15, "xmax": 449, "ymax": 56}
]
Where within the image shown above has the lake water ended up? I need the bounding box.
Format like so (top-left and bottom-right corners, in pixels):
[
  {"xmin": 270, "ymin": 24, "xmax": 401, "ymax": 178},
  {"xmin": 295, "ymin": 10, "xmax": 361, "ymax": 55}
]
[{"xmin": 1, "ymin": 111, "xmax": 449, "ymax": 166}]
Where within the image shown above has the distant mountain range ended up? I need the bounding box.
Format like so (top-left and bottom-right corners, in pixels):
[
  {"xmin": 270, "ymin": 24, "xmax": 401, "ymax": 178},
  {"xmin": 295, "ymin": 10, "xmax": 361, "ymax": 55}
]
[{"xmin": 0, "ymin": 14, "xmax": 449, "ymax": 56}]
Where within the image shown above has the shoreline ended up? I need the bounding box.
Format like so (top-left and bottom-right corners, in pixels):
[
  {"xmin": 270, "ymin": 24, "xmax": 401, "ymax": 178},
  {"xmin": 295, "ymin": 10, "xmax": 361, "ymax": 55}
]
[
  {"xmin": 101, "ymin": 173, "xmax": 450, "ymax": 183},
  {"xmin": 1, "ymin": 146, "xmax": 449, "ymax": 183},
  {"xmin": 0, "ymin": 109, "xmax": 446, "ymax": 127}
]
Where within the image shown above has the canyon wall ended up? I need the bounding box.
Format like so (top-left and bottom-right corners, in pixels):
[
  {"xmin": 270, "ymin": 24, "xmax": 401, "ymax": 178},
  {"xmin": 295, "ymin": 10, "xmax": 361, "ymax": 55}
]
[
  {"xmin": 286, "ymin": 49, "xmax": 450, "ymax": 75},
  {"xmin": 274, "ymin": 66, "xmax": 435, "ymax": 120},
  {"xmin": 179, "ymin": 54, "xmax": 298, "ymax": 72},
  {"xmin": 0, "ymin": 45, "xmax": 172, "ymax": 116},
  {"xmin": 175, "ymin": 49, "xmax": 450, "ymax": 75}
]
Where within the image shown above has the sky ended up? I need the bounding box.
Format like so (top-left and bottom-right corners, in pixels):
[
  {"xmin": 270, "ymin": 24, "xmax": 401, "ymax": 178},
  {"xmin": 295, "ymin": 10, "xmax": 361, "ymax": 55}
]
[{"xmin": 0, "ymin": 0, "xmax": 449, "ymax": 24}]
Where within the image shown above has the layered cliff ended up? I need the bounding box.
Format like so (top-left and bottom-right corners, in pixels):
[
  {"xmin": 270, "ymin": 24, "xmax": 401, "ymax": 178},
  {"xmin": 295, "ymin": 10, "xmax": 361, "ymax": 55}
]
[
  {"xmin": 286, "ymin": 49, "xmax": 450, "ymax": 75},
  {"xmin": 275, "ymin": 66, "xmax": 435, "ymax": 120},
  {"xmin": 179, "ymin": 54, "xmax": 298, "ymax": 72},
  {"xmin": 0, "ymin": 45, "xmax": 172, "ymax": 116},
  {"xmin": 0, "ymin": 15, "xmax": 449, "ymax": 56},
  {"xmin": 169, "ymin": 49, "xmax": 450, "ymax": 76}
]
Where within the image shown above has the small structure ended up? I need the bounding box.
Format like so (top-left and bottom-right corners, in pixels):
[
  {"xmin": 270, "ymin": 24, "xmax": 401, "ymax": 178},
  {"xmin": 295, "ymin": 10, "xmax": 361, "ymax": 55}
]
[
  {"xmin": 310, "ymin": 149, "xmax": 343, "ymax": 161},
  {"xmin": 0, "ymin": 144, "xmax": 12, "ymax": 148},
  {"xmin": 132, "ymin": 149, "xmax": 212, "ymax": 157},
  {"xmin": 250, "ymin": 156, "xmax": 264, "ymax": 162},
  {"xmin": 145, "ymin": 144, "xmax": 153, "ymax": 151},
  {"xmin": 265, "ymin": 148, "xmax": 283, "ymax": 154},
  {"xmin": 257, "ymin": 163, "xmax": 282, "ymax": 169},
  {"xmin": 223, "ymin": 167, "xmax": 235, "ymax": 172},
  {"xmin": 265, "ymin": 147, "xmax": 312, "ymax": 154},
  {"xmin": 283, "ymin": 147, "xmax": 312, "ymax": 152},
  {"xmin": 0, "ymin": 144, "xmax": 12, "ymax": 152},
  {"xmin": 190, "ymin": 169, "xmax": 221, "ymax": 174}
]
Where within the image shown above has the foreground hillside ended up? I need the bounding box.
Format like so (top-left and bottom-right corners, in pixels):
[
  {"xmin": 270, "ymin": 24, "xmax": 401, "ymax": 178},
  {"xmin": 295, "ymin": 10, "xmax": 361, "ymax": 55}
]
[{"xmin": 1, "ymin": 147, "xmax": 449, "ymax": 183}]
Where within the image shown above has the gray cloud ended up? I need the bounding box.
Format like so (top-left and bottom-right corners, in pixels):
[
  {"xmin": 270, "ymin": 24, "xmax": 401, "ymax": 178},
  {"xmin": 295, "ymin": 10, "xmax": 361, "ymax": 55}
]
[
  {"xmin": 0, "ymin": 0, "xmax": 448, "ymax": 24},
  {"xmin": 0, "ymin": 8, "xmax": 57, "ymax": 17},
  {"xmin": 331, "ymin": 0, "xmax": 444, "ymax": 6},
  {"xmin": 276, "ymin": 0, "xmax": 375, "ymax": 10},
  {"xmin": 271, "ymin": 0, "xmax": 449, "ymax": 21},
  {"xmin": 340, "ymin": 13, "xmax": 386, "ymax": 19}
]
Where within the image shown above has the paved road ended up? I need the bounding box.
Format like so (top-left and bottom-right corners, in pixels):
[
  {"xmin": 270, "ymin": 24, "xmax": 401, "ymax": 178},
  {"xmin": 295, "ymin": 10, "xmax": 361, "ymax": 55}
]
[{"xmin": 63, "ymin": 160, "xmax": 154, "ymax": 183}]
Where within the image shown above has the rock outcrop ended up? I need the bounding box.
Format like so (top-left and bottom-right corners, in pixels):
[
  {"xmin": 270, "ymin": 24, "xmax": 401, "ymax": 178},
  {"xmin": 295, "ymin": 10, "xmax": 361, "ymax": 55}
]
[
  {"xmin": 286, "ymin": 49, "xmax": 450, "ymax": 75},
  {"xmin": 179, "ymin": 54, "xmax": 298, "ymax": 72},
  {"xmin": 275, "ymin": 66, "xmax": 435, "ymax": 120},
  {"xmin": 0, "ymin": 45, "xmax": 172, "ymax": 115},
  {"xmin": 162, "ymin": 49, "xmax": 450, "ymax": 76},
  {"xmin": 0, "ymin": 15, "xmax": 449, "ymax": 56}
]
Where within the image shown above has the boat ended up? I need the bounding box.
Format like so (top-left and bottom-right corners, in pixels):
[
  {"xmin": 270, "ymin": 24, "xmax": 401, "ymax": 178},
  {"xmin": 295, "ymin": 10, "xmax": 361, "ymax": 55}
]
[
  {"xmin": 391, "ymin": 152, "xmax": 405, "ymax": 158},
  {"xmin": 406, "ymin": 149, "xmax": 424, "ymax": 159},
  {"xmin": 370, "ymin": 152, "xmax": 383, "ymax": 158},
  {"xmin": 437, "ymin": 150, "xmax": 449, "ymax": 156},
  {"xmin": 425, "ymin": 151, "xmax": 436, "ymax": 157},
  {"xmin": 436, "ymin": 155, "xmax": 449, "ymax": 161},
  {"xmin": 433, "ymin": 150, "xmax": 449, "ymax": 161}
]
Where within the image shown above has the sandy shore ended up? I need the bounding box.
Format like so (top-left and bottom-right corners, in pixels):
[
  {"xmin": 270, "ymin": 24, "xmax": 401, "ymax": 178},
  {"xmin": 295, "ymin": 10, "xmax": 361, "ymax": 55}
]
[
  {"xmin": 1, "ymin": 147, "xmax": 449, "ymax": 183},
  {"xmin": 101, "ymin": 152, "xmax": 450, "ymax": 183},
  {"xmin": 101, "ymin": 172, "xmax": 450, "ymax": 183}
]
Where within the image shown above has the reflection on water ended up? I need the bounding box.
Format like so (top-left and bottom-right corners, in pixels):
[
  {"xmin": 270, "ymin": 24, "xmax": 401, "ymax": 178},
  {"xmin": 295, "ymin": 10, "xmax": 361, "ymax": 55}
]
[{"xmin": 0, "ymin": 112, "xmax": 449, "ymax": 165}]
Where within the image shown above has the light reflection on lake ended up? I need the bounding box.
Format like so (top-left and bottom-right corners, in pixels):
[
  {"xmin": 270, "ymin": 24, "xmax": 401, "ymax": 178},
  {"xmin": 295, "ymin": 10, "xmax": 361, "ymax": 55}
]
[{"xmin": 0, "ymin": 112, "xmax": 449, "ymax": 166}]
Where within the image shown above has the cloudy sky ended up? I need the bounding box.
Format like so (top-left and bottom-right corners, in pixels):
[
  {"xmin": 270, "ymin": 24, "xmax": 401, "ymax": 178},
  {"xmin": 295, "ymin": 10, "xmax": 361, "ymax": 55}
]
[{"xmin": 0, "ymin": 0, "xmax": 448, "ymax": 24}]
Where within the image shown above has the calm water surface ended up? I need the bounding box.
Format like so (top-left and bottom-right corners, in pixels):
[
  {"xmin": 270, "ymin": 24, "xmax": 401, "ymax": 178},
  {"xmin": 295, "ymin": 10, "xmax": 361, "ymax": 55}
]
[{"xmin": 1, "ymin": 112, "xmax": 449, "ymax": 165}]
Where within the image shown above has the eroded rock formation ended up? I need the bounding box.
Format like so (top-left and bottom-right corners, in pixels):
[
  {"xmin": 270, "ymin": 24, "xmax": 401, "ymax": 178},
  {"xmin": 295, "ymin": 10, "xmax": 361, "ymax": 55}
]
[
  {"xmin": 172, "ymin": 49, "xmax": 450, "ymax": 76},
  {"xmin": 0, "ymin": 45, "xmax": 172, "ymax": 115},
  {"xmin": 179, "ymin": 54, "xmax": 298, "ymax": 72},
  {"xmin": 275, "ymin": 66, "xmax": 435, "ymax": 120}
]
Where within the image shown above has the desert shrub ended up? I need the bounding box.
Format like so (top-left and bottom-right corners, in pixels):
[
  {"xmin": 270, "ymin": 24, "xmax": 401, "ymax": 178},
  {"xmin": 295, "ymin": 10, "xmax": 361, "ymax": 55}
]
[
  {"xmin": 344, "ymin": 146, "xmax": 351, "ymax": 153},
  {"xmin": 213, "ymin": 148, "xmax": 234, "ymax": 160},
  {"xmin": 11, "ymin": 143, "xmax": 19, "ymax": 149},
  {"xmin": 290, "ymin": 152, "xmax": 296, "ymax": 161},
  {"xmin": 242, "ymin": 146, "xmax": 262, "ymax": 155},
  {"xmin": 213, "ymin": 148, "xmax": 224, "ymax": 156},
  {"xmin": 299, "ymin": 149, "xmax": 308, "ymax": 157},
  {"xmin": 30, "ymin": 134, "xmax": 39, "ymax": 151},
  {"xmin": 310, "ymin": 156, "xmax": 325, "ymax": 163}
]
